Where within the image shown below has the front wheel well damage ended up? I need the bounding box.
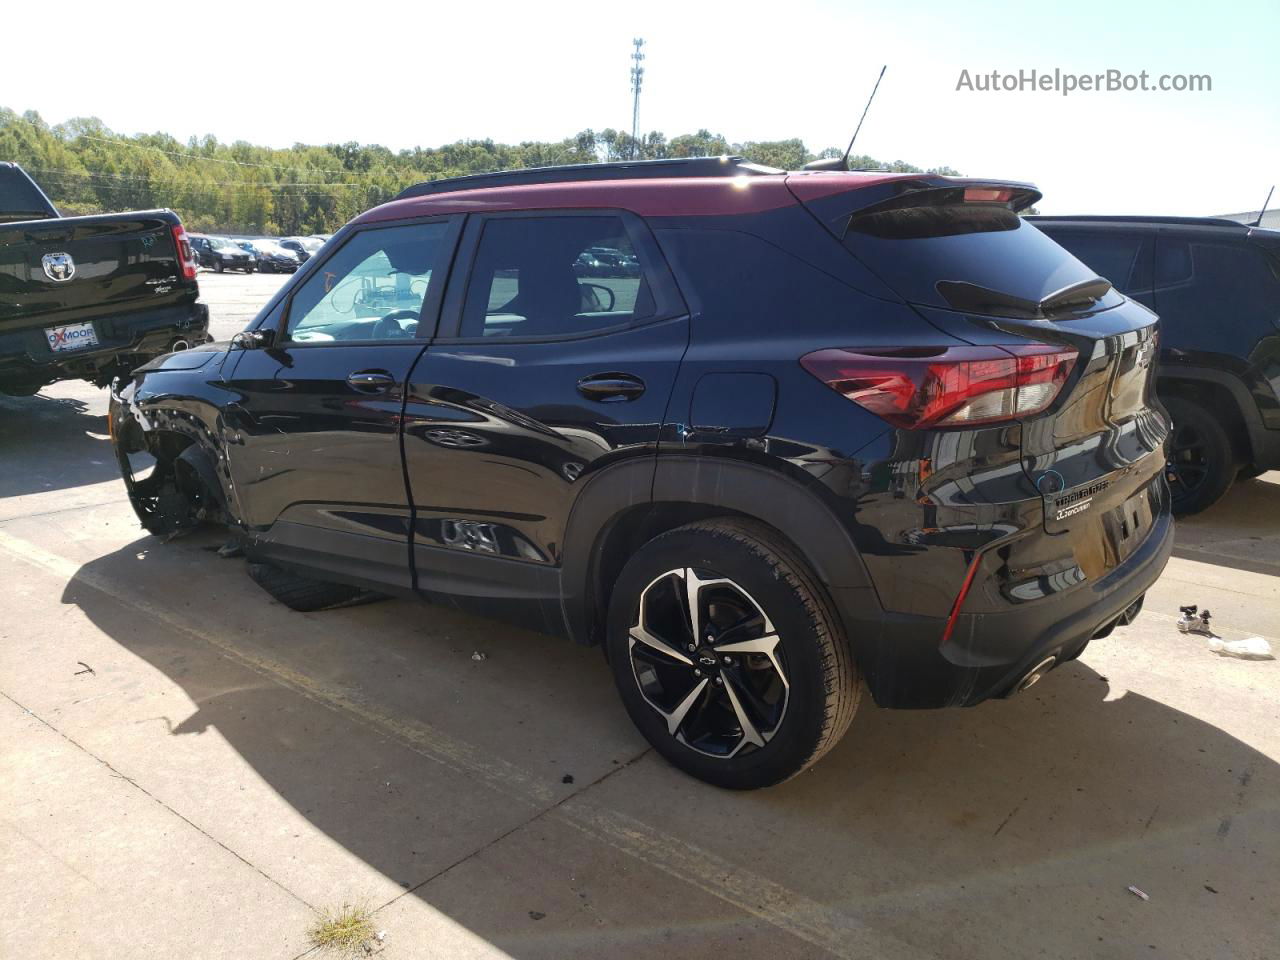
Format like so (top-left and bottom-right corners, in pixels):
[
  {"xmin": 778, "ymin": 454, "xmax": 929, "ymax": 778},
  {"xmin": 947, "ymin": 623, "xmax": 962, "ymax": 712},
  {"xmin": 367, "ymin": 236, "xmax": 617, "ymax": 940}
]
[{"xmin": 120, "ymin": 429, "xmax": 225, "ymax": 536}]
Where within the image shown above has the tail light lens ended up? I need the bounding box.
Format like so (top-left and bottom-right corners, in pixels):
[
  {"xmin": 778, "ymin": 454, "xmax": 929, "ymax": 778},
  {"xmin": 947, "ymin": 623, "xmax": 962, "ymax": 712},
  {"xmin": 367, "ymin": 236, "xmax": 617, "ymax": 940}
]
[
  {"xmin": 171, "ymin": 224, "xmax": 197, "ymax": 281},
  {"xmin": 800, "ymin": 344, "xmax": 1077, "ymax": 429}
]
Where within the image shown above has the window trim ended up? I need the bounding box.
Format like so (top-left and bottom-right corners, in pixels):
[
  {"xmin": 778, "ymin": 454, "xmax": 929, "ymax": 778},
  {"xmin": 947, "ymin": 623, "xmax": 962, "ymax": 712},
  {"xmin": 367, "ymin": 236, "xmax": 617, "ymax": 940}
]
[
  {"xmin": 435, "ymin": 208, "xmax": 687, "ymax": 344},
  {"xmin": 271, "ymin": 214, "xmax": 463, "ymax": 349}
]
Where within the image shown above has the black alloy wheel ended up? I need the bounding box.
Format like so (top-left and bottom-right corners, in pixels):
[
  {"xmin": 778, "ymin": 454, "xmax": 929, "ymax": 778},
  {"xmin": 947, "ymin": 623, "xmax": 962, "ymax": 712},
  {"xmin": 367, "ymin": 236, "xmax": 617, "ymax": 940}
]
[
  {"xmin": 1162, "ymin": 395, "xmax": 1237, "ymax": 515},
  {"xmin": 607, "ymin": 519, "xmax": 859, "ymax": 789}
]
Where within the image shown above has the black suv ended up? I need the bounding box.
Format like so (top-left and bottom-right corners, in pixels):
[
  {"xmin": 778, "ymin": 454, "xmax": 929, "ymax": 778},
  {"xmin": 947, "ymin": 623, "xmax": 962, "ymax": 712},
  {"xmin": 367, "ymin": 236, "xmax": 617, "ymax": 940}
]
[
  {"xmin": 189, "ymin": 234, "xmax": 256, "ymax": 273},
  {"xmin": 110, "ymin": 158, "xmax": 1171, "ymax": 789},
  {"xmin": 1032, "ymin": 215, "xmax": 1280, "ymax": 513}
]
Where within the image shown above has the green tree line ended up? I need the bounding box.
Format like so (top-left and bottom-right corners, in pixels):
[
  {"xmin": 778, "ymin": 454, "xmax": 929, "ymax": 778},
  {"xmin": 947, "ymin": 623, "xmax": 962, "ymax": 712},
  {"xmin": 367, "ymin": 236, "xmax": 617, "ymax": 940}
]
[{"xmin": 1, "ymin": 108, "xmax": 960, "ymax": 235}]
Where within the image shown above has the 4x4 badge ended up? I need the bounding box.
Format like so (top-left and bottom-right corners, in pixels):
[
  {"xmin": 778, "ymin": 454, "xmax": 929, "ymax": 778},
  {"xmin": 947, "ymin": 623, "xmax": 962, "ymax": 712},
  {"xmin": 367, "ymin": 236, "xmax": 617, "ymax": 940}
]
[{"xmin": 42, "ymin": 252, "xmax": 76, "ymax": 282}]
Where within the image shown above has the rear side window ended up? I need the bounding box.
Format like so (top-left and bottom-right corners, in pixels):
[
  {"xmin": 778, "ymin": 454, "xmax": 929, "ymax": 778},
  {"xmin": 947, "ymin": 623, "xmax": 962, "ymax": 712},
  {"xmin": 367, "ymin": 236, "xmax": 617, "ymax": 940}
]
[
  {"xmin": 459, "ymin": 216, "xmax": 655, "ymax": 339},
  {"xmin": 1156, "ymin": 236, "xmax": 1280, "ymax": 317},
  {"xmin": 841, "ymin": 200, "xmax": 1113, "ymax": 312},
  {"xmin": 0, "ymin": 166, "xmax": 56, "ymax": 221},
  {"xmin": 1043, "ymin": 230, "xmax": 1148, "ymax": 294}
]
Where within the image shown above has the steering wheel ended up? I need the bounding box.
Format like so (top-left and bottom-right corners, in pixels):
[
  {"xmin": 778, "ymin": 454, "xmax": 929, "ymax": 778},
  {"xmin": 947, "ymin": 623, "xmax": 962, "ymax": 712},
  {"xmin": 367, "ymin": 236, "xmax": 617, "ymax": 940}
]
[{"xmin": 372, "ymin": 310, "xmax": 420, "ymax": 340}]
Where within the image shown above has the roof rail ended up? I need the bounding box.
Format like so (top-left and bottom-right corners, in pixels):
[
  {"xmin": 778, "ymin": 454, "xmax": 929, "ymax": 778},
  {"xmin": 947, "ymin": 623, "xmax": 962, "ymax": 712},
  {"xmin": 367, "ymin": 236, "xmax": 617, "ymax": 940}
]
[
  {"xmin": 393, "ymin": 156, "xmax": 783, "ymax": 201},
  {"xmin": 1026, "ymin": 214, "xmax": 1246, "ymax": 229}
]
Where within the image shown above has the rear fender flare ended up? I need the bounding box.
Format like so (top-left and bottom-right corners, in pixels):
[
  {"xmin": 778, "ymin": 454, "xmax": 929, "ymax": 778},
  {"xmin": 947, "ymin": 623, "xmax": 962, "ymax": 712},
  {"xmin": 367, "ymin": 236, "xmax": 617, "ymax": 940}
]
[
  {"xmin": 1157, "ymin": 363, "xmax": 1274, "ymax": 463},
  {"xmin": 558, "ymin": 454, "xmax": 875, "ymax": 646}
]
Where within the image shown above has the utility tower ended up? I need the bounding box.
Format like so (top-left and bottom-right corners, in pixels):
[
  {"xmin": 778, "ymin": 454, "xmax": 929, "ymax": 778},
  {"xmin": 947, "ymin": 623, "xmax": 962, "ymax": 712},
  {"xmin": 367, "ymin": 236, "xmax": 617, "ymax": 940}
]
[{"xmin": 630, "ymin": 38, "xmax": 646, "ymax": 160}]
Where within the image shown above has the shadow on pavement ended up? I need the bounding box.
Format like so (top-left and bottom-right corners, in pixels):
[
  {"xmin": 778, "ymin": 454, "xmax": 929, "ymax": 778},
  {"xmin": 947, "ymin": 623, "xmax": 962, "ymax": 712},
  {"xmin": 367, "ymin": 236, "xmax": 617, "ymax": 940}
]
[
  {"xmin": 0, "ymin": 391, "xmax": 118, "ymax": 498},
  {"xmin": 1172, "ymin": 474, "xmax": 1280, "ymax": 576},
  {"xmin": 59, "ymin": 537, "xmax": 1279, "ymax": 959}
]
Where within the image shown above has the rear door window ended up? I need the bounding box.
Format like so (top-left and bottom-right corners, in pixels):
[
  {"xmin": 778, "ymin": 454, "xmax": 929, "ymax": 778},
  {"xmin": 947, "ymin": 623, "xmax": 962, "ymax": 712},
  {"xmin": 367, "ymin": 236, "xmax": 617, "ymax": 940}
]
[{"xmin": 458, "ymin": 216, "xmax": 656, "ymax": 339}]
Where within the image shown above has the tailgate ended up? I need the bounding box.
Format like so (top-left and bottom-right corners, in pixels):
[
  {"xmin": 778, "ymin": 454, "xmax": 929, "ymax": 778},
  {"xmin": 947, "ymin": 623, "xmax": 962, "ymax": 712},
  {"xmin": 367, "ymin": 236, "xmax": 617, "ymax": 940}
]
[
  {"xmin": 811, "ymin": 178, "xmax": 1169, "ymax": 544},
  {"xmin": 0, "ymin": 210, "xmax": 198, "ymax": 331}
]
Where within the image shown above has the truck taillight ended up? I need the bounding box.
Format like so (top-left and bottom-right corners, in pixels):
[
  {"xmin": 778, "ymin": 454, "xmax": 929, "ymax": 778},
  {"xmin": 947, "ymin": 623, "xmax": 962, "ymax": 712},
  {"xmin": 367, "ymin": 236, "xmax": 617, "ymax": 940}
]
[
  {"xmin": 800, "ymin": 344, "xmax": 1077, "ymax": 429},
  {"xmin": 171, "ymin": 224, "xmax": 197, "ymax": 280}
]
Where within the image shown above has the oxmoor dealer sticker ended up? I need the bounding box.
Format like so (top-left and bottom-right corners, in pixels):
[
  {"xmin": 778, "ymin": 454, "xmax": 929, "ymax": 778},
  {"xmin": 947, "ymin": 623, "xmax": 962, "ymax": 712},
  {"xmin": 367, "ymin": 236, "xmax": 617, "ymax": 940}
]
[{"xmin": 46, "ymin": 321, "xmax": 99, "ymax": 352}]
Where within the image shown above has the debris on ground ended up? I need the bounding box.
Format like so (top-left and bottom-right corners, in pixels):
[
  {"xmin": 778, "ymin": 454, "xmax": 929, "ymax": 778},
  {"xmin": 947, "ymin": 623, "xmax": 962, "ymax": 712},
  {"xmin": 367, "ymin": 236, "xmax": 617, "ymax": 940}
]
[
  {"xmin": 528, "ymin": 910, "xmax": 546, "ymax": 921},
  {"xmin": 562, "ymin": 774, "xmax": 575, "ymax": 784},
  {"xmin": 1207, "ymin": 636, "xmax": 1275, "ymax": 660},
  {"xmin": 74, "ymin": 662, "xmax": 95, "ymax": 676},
  {"xmin": 1176, "ymin": 605, "xmax": 1214, "ymax": 635},
  {"xmin": 1127, "ymin": 885, "xmax": 1150, "ymax": 901},
  {"xmin": 217, "ymin": 540, "xmax": 244, "ymax": 558},
  {"xmin": 471, "ymin": 651, "xmax": 487, "ymax": 662}
]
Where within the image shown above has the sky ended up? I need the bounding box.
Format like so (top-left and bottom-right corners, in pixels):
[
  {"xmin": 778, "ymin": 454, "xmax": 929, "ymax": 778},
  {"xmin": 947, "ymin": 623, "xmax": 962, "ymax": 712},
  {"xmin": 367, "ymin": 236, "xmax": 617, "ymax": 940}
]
[{"xmin": 3, "ymin": 0, "xmax": 1277, "ymax": 216}]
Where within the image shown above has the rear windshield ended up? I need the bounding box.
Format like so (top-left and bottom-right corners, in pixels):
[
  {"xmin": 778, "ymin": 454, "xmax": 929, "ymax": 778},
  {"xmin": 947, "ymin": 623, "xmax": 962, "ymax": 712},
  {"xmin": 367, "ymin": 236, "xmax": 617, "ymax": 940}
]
[
  {"xmin": 0, "ymin": 165, "xmax": 57, "ymax": 221},
  {"xmin": 841, "ymin": 202, "xmax": 1118, "ymax": 312}
]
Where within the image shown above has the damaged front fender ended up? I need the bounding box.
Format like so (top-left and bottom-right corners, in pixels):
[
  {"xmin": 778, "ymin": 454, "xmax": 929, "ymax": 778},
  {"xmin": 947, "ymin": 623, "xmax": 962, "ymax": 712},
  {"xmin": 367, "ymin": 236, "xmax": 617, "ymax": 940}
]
[{"xmin": 110, "ymin": 374, "xmax": 236, "ymax": 536}]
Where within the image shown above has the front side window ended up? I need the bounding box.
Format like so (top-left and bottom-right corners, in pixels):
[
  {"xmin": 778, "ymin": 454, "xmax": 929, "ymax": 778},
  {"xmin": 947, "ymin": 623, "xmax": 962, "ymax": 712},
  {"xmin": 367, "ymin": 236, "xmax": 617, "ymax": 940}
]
[
  {"xmin": 285, "ymin": 221, "xmax": 451, "ymax": 343},
  {"xmin": 459, "ymin": 216, "xmax": 654, "ymax": 339}
]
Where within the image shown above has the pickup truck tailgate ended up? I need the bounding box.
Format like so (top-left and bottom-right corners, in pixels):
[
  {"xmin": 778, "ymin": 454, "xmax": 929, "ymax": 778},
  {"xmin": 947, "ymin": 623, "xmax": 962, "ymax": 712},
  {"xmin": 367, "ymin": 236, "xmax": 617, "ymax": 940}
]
[{"xmin": 0, "ymin": 210, "xmax": 199, "ymax": 331}]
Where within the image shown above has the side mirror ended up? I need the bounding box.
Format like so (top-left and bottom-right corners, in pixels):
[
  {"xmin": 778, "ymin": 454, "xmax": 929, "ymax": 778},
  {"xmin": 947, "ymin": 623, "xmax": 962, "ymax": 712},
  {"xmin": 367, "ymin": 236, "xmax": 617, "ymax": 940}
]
[{"xmin": 231, "ymin": 329, "xmax": 277, "ymax": 350}]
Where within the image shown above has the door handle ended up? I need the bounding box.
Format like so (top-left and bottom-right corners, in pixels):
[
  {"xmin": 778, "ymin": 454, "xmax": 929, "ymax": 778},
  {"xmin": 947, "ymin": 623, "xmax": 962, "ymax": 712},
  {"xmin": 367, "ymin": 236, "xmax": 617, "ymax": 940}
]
[
  {"xmin": 347, "ymin": 369, "xmax": 397, "ymax": 392},
  {"xmin": 576, "ymin": 372, "xmax": 646, "ymax": 402}
]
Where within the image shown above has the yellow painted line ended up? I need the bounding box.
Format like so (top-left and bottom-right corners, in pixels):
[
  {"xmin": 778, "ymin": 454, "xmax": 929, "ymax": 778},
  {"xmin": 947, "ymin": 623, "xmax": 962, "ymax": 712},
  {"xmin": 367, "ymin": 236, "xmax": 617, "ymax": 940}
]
[{"xmin": 0, "ymin": 527, "xmax": 922, "ymax": 960}]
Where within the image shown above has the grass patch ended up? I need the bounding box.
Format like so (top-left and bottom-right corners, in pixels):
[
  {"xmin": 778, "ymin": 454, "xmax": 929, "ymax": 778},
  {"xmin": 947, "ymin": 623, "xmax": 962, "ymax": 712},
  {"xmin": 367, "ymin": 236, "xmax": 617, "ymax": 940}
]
[{"xmin": 308, "ymin": 901, "xmax": 376, "ymax": 955}]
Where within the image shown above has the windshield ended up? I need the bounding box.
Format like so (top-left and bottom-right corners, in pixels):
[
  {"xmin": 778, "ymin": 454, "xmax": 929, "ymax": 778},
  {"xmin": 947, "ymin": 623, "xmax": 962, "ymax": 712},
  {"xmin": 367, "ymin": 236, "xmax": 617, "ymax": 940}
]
[
  {"xmin": 302, "ymin": 238, "xmax": 324, "ymax": 252},
  {"xmin": 210, "ymin": 237, "xmax": 237, "ymax": 250}
]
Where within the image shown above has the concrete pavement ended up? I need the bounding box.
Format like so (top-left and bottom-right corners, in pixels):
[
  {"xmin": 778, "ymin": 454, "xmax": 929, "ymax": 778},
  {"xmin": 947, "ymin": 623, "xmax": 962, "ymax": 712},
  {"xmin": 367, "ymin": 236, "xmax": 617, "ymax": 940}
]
[{"xmin": 1, "ymin": 271, "xmax": 1277, "ymax": 959}]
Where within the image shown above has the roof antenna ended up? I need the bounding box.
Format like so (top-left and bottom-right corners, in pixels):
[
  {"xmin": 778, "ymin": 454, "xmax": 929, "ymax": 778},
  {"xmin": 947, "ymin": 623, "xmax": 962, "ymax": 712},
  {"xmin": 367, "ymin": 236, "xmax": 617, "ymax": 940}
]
[
  {"xmin": 803, "ymin": 65, "xmax": 887, "ymax": 172},
  {"xmin": 1252, "ymin": 185, "xmax": 1273, "ymax": 227}
]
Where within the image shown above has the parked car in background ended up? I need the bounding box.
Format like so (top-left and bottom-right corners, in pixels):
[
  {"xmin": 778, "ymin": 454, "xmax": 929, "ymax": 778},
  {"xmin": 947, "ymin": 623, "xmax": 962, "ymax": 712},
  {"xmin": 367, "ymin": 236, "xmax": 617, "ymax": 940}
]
[
  {"xmin": 190, "ymin": 235, "xmax": 255, "ymax": 273},
  {"xmin": 241, "ymin": 238, "xmax": 301, "ymax": 274},
  {"xmin": 279, "ymin": 236, "xmax": 324, "ymax": 263},
  {"xmin": 1032, "ymin": 215, "xmax": 1280, "ymax": 514},
  {"xmin": 0, "ymin": 162, "xmax": 209, "ymax": 395},
  {"xmin": 587, "ymin": 246, "xmax": 641, "ymax": 277},
  {"xmin": 111, "ymin": 158, "xmax": 1171, "ymax": 789}
]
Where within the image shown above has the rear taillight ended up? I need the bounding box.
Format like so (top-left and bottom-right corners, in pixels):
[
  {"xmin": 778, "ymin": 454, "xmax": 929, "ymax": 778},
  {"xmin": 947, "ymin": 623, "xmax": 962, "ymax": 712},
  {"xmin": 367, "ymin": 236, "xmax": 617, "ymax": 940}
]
[
  {"xmin": 171, "ymin": 224, "xmax": 197, "ymax": 280},
  {"xmin": 800, "ymin": 344, "xmax": 1077, "ymax": 429}
]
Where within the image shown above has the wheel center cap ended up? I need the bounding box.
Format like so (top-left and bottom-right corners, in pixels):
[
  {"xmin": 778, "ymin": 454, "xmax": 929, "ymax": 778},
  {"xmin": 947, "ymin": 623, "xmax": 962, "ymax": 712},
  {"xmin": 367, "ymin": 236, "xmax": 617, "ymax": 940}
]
[{"xmin": 695, "ymin": 648, "xmax": 719, "ymax": 669}]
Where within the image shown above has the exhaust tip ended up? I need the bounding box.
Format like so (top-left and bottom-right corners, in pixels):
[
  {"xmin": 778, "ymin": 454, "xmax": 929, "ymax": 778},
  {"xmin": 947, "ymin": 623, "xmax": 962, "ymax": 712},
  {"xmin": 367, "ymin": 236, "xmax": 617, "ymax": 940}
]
[
  {"xmin": 1015, "ymin": 655, "xmax": 1057, "ymax": 694},
  {"xmin": 170, "ymin": 339, "xmax": 190, "ymax": 352}
]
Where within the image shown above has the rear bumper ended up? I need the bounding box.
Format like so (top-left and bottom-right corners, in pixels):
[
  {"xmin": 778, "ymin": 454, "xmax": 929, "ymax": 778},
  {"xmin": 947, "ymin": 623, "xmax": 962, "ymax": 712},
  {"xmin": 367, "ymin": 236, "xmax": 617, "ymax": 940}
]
[
  {"xmin": 839, "ymin": 483, "xmax": 1174, "ymax": 709},
  {"xmin": 0, "ymin": 301, "xmax": 210, "ymax": 389}
]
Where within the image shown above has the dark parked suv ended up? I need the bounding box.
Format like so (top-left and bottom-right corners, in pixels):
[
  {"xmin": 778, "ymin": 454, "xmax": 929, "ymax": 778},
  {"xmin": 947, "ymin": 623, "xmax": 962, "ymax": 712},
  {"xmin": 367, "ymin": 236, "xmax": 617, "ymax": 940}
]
[
  {"xmin": 1032, "ymin": 215, "xmax": 1280, "ymax": 514},
  {"xmin": 110, "ymin": 158, "xmax": 1172, "ymax": 788}
]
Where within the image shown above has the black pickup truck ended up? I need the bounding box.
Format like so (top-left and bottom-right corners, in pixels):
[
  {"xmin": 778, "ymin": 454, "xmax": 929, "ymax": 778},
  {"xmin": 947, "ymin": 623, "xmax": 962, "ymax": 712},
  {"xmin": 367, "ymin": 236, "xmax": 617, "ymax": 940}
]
[{"xmin": 0, "ymin": 162, "xmax": 210, "ymax": 395}]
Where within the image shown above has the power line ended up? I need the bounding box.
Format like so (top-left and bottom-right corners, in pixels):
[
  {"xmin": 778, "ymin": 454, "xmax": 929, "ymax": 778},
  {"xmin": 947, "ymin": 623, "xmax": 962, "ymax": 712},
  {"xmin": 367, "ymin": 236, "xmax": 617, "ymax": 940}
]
[{"xmin": 20, "ymin": 165, "xmax": 397, "ymax": 190}]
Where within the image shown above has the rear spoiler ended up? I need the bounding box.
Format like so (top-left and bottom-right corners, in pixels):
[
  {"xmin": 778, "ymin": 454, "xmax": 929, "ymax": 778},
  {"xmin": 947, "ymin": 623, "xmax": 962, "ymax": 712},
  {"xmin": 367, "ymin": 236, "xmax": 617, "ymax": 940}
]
[
  {"xmin": 787, "ymin": 173, "xmax": 1042, "ymax": 236},
  {"xmin": 936, "ymin": 276, "xmax": 1114, "ymax": 319}
]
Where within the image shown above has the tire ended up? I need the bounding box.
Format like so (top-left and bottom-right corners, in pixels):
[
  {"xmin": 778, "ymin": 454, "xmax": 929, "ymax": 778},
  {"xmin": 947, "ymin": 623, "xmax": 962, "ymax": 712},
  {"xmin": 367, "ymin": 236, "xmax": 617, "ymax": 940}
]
[
  {"xmin": 606, "ymin": 518, "xmax": 859, "ymax": 789},
  {"xmin": 1164, "ymin": 395, "xmax": 1239, "ymax": 515},
  {"xmin": 246, "ymin": 561, "xmax": 382, "ymax": 612},
  {"xmin": 214, "ymin": 260, "xmax": 224, "ymax": 273}
]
